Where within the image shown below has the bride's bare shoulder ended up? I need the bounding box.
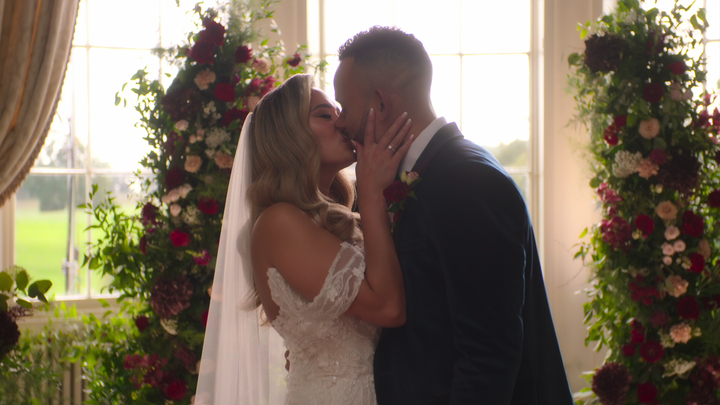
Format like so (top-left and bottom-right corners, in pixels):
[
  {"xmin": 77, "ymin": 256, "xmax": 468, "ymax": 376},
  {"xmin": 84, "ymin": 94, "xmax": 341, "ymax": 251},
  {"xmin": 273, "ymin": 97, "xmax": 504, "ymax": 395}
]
[{"xmin": 253, "ymin": 203, "xmax": 314, "ymax": 239}]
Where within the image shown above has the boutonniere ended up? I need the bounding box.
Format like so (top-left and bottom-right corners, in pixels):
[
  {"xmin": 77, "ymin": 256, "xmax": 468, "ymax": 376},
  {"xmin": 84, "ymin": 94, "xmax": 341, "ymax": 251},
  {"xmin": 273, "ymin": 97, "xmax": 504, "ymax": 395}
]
[{"xmin": 384, "ymin": 171, "xmax": 421, "ymax": 233}]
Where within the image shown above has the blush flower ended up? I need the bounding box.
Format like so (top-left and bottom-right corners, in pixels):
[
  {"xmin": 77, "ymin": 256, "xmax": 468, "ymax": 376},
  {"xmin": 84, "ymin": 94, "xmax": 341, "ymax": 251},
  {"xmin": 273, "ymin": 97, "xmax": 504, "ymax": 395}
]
[
  {"xmin": 252, "ymin": 58, "xmax": 271, "ymax": 74},
  {"xmin": 662, "ymin": 242, "xmax": 675, "ymax": 256},
  {"xmin": 194, "ymin": 69, "xmax": 216, "ymax": 90},
  {"xmin": 184, "ymin": 155, "xmax": 202, "ymax": 173},
  {"xmin": 664, "ymin": 225, "xmax": 680, "ymax": 240},
  {"xmin": 670, "ymin": 322, "xmax": 692, "ymax": 343},
  {"xmin": 214, "ymin": 151, "xmax": 234, "ymax": 169},
  {"xmin": 698, "ymin": 239, "xmax": 711, "ymax": 259},
  {"xmin": 169, "ymin": 204, "xmax": 182, "ymax": 217},
  {"xmin": 636, "ymin": 158, "xmax": 659, "ymax": 179},
  {"xmin": 672, "ymin": 239, "xmax": 686, "ymax": 252},
  {"xmin": 666, "ymin": 274, "xmax": 688, "ymax": 297},
  {"xmin": 655, "ymin": 201, "xmax": 678, "ymax": 220},
  {"xmin": 639, "ymin": 118, "xmax": 660, "ymax": 139}
]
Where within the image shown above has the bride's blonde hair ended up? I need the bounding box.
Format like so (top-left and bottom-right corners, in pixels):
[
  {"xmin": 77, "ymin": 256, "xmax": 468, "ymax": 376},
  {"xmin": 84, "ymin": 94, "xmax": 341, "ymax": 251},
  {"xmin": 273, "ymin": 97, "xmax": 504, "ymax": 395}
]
[{"xmin": 247, "ymin": 74, "xmax": 361, "ymax": 244}]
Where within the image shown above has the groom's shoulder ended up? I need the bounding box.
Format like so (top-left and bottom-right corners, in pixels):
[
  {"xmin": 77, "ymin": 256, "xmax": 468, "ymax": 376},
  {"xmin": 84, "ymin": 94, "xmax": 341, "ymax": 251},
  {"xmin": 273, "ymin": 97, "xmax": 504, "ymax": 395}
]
[{"xmin": 433, "ymin": 132, "xmax": 506, "ymax": 177}]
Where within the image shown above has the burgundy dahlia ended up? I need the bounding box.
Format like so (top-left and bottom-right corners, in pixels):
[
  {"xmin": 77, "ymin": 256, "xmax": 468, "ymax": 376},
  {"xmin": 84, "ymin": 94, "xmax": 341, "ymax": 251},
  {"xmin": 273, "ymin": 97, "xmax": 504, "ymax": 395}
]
[
  {"xmin": 135, "ymin": 315, "xmax": 149, "ymax": 332},
  {"xmin": 584, "ymin": 33, "xmax": 627, "ymax": 73},
  {"xmin": 643, "ymin": 83, "xmax": 664, "ymax": 103},
  {"xmin": 656, "ymin": 150, "xmax": 701, "ymax": 194},
  {"xmin": 639, "ymin": 340, "xmax": 664, "ymax": 363},
  {"xmin": 591, "ymin": 362, "xmax": 632, "ymax": 405},
  {"xmin": 235, "ymin": 45, "xmax": 253, "ymax": 64},
  {"xmin": 150, "ymin": 276, "xmax": 194, "ymax": 319},
  {"xmin": 199, "ymin": 18, "xmax": 225, "ymax": 46},
  {"xmin": 678, "ymin": 296, "xmax": 700, "ymax": 320},
  {"xmin": 165, "ymin": 167, "xmax": 186, "ymax": 190},
  {"xmin": 161, "ymin": 86, "xmax": 201, "ymax": 121},
  {"xmin": 174, "ymin": 343, "xmax": 198, "ymax": 373},
  {"xmin": 682, "ymin": 210, "xmax": 705, "ymax": 238},
  {"xmin": 637, "ymin": 382, "xmax": 658, "ymax": 404}
]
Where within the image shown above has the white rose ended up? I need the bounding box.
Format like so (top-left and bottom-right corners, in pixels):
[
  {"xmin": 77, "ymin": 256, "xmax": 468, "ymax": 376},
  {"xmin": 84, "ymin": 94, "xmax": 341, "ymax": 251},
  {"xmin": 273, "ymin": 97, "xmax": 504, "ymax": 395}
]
[
  {"xmin": 184, "ymin": 155, "xmax": 203, "ymax": 173},
  {"xmin": 639, "ymin": 118, "xmax": 660, "ymax": 139},
  {"xmin": 194, "ymin": 69, "xmax": 216, "ymax": 90},
  {"xmin": 170, "ymin": 203, "xmax": 182, "ymax": 217}
]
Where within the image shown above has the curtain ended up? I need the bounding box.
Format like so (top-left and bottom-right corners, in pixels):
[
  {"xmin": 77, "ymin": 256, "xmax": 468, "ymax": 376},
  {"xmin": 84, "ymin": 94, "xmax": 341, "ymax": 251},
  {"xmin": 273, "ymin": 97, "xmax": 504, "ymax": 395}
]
[{"xmin": 0, "ymin": 0, "xmax": 79, "ymax": 207}]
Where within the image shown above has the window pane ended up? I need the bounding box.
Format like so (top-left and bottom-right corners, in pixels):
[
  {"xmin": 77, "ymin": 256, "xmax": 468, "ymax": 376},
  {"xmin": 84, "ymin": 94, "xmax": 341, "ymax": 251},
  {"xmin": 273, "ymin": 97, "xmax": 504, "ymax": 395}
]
[
  {"xmin": 15, "ymin": 174, "xmax": 87, "ymax": 297},
  {"xmin": 88, "ymin": 48, "xmax": 159, "ymax": 171},
  {"xmin": 430, "ymin": 55, "xmax": 461, "ymax": 126},
  {"xmin": 461, "ymin": 0, "xmax": 530, "ymax": 54},
  {"xmin": 321, "ymin": 55, "xmax": 340, "ymax": 101},
  {"xmin": 88, "ymin": 174, "xmax": 143, "ymax": 296},
  {"xmin": 72, "ymin": 0, "xmax": 87, "ymax": 46},
  {"xmin": 706, "ymin": 41, "xmax": 720, "ymax": 94},
  {"xmin": 87, "ymin": 0, "xmax": 160, "ymax": 48},
  {"xmin": 323, "ymin": 0, "xmax": 393, "ymax": 55},
  {"xmin": 68, "ymin": 47, "xmax": 89, "ymax": 169},
  {"xmin": 461, "ymin": 54, "xmax": 529, "ymax": 151},
  {"xmin": 392, "ymin": 0, "xmax": 461, "ymax": 54},
  {"xmin": 707, "ymin": 0, "xmax": 720, "ymax": 40}
]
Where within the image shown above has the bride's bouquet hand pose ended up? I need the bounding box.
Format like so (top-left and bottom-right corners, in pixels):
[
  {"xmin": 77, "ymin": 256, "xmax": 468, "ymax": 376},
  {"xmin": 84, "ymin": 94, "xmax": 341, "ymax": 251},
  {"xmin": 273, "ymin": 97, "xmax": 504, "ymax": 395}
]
[{"xmin": 196, "ymin": 73, "xmax": 413, "ymax": 405}]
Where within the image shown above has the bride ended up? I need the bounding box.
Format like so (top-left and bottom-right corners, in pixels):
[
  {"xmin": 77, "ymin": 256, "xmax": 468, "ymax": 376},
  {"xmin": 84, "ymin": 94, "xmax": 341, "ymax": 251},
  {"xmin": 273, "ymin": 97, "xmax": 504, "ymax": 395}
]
[{"xmin": 196, "ymin": 73, "xmax": 414, "ymax": 405}]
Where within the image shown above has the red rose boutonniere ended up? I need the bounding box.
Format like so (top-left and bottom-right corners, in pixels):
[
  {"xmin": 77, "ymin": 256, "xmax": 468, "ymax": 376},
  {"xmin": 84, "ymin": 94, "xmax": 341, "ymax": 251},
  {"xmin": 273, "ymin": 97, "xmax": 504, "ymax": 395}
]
[{"xmin": 384, "ymin": 171, "xmax": 421, "ymax": 233}]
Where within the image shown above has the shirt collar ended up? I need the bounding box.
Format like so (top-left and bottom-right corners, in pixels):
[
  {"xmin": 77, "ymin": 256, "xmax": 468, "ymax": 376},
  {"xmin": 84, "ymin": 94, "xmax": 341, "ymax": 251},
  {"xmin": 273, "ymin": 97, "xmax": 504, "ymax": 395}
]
[{"xmin": 398, "ymin": 116, "xmax": 448, "ymax": 175}]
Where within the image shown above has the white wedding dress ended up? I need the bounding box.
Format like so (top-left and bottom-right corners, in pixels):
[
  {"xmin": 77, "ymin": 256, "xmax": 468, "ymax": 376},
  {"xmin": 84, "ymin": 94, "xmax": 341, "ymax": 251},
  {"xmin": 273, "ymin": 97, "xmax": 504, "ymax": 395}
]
[{"xmin": 267, "ymin": 242, "xmax": 380, "ymax": 405}]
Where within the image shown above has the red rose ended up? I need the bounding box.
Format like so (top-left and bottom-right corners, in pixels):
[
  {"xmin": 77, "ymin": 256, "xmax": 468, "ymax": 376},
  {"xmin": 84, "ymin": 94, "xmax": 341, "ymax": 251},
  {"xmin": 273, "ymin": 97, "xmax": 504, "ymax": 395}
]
[
  {"xmin": 392, "ymin": 211, "xmax": 400, "ymax": 223},
  {"xmin": 164, "ymin": 379, "xmax": 187, "ymax": 400},
  {"xmin": 165, "ymin": 167, "xmax": 186, "ymax": 190},
  {"xmin": 696, "ymin": 110, "xmax": 711, "ymax": 128},
  {"xmin": 622, "ymin": 344, "xmax": 636, "ymax": 356},
  {"xmin": 639, "ymin": 340, "xmax": 664, "ymax": 363},
  {"xmin": 642, "ymin": 296, "xmax": 653, "ymax": 305},
  {"xmin": 631, "ymin": 319, "xmax": 643, "ymax": 330},
  {"xmin": 200, "ymin": 18, "xmax": 226, "ymax": 46},
  {"xmin": 190, "ymin": 39, "xmax": 215, "ymax": 65},
  {"xmin": 637, "ymin": 382, "xmax": 658, "ymax": 404},
  {"xmin": 135, "ymin": 315, "xmax": 149, "ymax": 332},
  {"xmin": 141, "ymin": 203, "xmax": 158, "ymax": 225},
  {"xmin": 139, "ymin": 234, "xmax": 148, "ymax": 255},
  {"xmin": 603, "ymin": 127, "xmax": 619, "ymax": 145},
  {"xmin": 649, "ymin": 149, "xmax": 667, "ymax": 165},
  {"xmin": 642, "ymin": 83, "xmax": 664, "ymax": 103},
  {"xmin": 194, "ymin": 249, "xmax": 211, "ymax": 266},
  {"xmin": 201, "ymin": 310, "xmax": 209, "ymax": 329},
  {"xmin": 124, "ymin": 354, "xmax": 136, "ymax": 370},
  {"xmin": 681, "ymin": 210, "xmax": 704, "ymax": 238},
  {"xmin": 169, "ymin": 229, "xmax": 191, "ymax": 248},
  {"xmin": 613, "ymin": 115, "xmax": 627, "ymax": 128},
  {"xmin": 198, "ymin": 197, "xmax": 220, "ymax": 215},
  {"xmin": 667, "ymin": 61, "xmax": 687, "ymax": 75},
  {"xmin": 286, "ymin": 53, "xmax": 302, "ymax": 67},
  {"xmin": 634, "ymin": 214, "xmax": 654, "ymax": 237},
  {"xmin": 213, "ymin": 82, "xmax": 236, "ymax": 102},
  {"xmin": 221, "ymin": 107, "xmax": 249, "ymax": 127},
  {"xmin": 235, "ymin": 45, "xmax": 253, "ymax": 64},
  {"xmin": 690, "ymin": 253, "xmax": 705, "ymax": 273},
  {"xmin": 677, "ymin": 296, "xmax": 700, "ymax": 320},
  {"xmin": 383, "ymin": 181, "xmax": 410, "ymax": 203}
]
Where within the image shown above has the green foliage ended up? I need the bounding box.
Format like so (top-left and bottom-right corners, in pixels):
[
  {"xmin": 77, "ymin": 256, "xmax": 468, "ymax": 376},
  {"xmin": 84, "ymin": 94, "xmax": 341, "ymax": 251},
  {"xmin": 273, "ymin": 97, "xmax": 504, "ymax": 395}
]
[
  {"xmin": 80, "ymin": 1, "xmax": 322, "ymax": 403},
  {"xmin": 569, "ymin": 0, "xmax": 720, "ymax": 403},
  {"xmin": 0, "ymin": 266, "xmax": 52, "ymax": 312}
]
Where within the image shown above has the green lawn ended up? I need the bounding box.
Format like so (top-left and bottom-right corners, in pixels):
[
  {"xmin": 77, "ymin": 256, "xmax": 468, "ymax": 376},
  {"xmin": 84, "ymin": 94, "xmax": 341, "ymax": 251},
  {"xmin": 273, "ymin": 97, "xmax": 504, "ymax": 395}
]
[{"xmin": 15, "ymin": 200, "xmax": 135, "ymax": 297}]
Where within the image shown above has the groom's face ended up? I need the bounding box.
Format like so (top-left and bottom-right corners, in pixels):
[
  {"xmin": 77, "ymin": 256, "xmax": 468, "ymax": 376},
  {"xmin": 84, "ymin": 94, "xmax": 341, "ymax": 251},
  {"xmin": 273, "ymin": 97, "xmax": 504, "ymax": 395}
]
[{"xmin": 333, "ymin": 58, "xmax": 370, "ymax": 145}]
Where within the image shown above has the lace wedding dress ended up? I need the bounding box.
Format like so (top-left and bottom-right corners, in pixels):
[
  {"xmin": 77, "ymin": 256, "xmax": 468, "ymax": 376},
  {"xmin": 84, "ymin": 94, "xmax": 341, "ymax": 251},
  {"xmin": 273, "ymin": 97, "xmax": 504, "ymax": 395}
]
[{"xmin": 268, "ymin": 242, "xmax": 380, "ymax": 405}]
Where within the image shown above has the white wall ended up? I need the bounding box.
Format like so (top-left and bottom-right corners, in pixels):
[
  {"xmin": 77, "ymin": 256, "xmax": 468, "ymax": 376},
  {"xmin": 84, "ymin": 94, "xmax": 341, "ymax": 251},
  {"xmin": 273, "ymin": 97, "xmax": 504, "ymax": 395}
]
[{"xmin": 542, "ymin": 0, "xmax": 611, "ymax": 392}]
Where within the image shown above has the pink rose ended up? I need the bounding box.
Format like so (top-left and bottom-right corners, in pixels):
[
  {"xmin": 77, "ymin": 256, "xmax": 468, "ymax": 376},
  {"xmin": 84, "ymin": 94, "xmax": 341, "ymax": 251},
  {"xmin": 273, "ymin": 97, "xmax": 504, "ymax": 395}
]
[
  {"xmin": 185, "ymin": 155, "xmax": 203, "ymax": 173},
  {"xmin": 672, "ymin": 239, "xmax": 686, "ymax": 252},
  {"xmin": 175, "ymin": 120, "xmax": 189, "ymax": 131},
  {"xmin": 214, "ymin": 151, "xmax": 234, "ymax": 169},
  {"xmin": 170, "ymin": 204, "xmax": 182, "ymax": 217},
  {"xmin": 698, "ymin": 239, "xmax": 711, "ymax": 259},
  {"xmin": 662, "ymin": 256, "xmax": 672, "ymax": 265},
  {"xmin": 664, "ymin": 225, "xmax": 680, "ymax": 240},
  {"xmin": 252, "ymin": 58, "xmax": 271, "ymax": 74},
  {"xmin": 639, "ymin": 118, "xmax": 660, "ymax": 139},
  {"xmin": 662, "ymin": 242, "xmax": 675, "ymax": 256},
  {"xmin": 636, "ymin": 158, "xmax": 659, "ymax": 179},
  {"xmin": 655, "ymin": 201, "xmax": 678, "ymax": 220}
]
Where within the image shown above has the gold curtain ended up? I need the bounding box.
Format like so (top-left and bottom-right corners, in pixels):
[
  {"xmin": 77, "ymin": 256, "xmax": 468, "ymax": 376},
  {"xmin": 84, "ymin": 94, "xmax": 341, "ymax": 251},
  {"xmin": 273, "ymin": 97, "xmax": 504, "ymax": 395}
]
[{"xmin": 0, "ymin": 0, "xmax": 79, "ymax": 207}]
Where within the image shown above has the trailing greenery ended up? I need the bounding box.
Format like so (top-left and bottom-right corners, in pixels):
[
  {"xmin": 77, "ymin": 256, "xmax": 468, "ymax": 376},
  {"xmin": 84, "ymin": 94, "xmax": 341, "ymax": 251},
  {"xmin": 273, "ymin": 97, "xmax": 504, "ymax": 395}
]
[{"xmin": 569, "ymin": 1, "xmax": 720, "ymax": 404}]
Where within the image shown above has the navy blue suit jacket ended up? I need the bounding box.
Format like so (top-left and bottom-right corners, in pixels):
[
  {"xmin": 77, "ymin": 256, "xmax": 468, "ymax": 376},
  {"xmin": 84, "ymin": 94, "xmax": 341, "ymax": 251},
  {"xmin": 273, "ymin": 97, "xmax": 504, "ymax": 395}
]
[{"xmin": 373, "ymin": 123, "xmax": 574, "ymax": 404}]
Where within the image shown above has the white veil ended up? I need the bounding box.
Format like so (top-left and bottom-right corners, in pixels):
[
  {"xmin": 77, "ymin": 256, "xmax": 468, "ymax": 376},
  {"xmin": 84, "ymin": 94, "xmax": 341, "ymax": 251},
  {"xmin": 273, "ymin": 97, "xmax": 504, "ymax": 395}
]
[{"xmin": 196, "ymin": 113, "xmax": 286, "ymax": 405}]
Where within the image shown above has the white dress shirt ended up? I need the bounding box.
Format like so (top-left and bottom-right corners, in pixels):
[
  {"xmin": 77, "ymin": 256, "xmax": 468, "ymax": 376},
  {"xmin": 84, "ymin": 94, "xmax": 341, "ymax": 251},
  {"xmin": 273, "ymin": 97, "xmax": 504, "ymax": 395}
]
[{"xmin": 397, "ymin": 117, "xmax": 448, "ymax": 176}]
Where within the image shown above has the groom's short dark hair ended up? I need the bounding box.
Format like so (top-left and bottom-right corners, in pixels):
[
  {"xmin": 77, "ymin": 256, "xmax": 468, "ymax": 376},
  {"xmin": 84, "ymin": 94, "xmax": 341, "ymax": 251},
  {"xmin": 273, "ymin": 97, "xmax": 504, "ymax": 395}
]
[{"xmin": 338, "ymin": 26, "xmax": 432, "ymax": 97}]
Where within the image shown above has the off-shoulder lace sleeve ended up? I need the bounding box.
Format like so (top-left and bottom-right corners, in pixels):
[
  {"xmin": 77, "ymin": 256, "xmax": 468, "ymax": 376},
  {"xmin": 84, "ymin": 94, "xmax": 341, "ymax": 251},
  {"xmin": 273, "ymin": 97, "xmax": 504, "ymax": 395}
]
[{"xmin": 267, "ymin": 242, "xmax": 365, "ymax": 321}]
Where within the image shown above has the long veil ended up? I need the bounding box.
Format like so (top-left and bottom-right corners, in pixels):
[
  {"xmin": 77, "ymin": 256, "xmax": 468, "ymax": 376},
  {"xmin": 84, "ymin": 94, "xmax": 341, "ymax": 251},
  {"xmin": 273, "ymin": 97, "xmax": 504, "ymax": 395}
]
[{"xmin": 196, "ymin": 113, "xmax": 286, "ymax": 405}]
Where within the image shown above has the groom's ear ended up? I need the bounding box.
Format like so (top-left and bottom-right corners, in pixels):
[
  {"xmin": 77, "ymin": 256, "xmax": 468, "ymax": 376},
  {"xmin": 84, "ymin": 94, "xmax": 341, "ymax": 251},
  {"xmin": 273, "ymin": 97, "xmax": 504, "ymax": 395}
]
[{"xmin": 373, "ymin": 89, "xmax": 391, "ymax": 120}]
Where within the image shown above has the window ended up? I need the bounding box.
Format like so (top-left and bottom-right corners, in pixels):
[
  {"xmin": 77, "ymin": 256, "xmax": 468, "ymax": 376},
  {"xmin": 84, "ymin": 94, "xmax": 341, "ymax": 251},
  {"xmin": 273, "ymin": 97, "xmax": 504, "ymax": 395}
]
[
  {"xmin": 308, "ymin": 0, "xmax": 541, "ymax": 222},
  {"xmin": 13, "ymin": 0, "xmax": 209, "ymax": 298}
]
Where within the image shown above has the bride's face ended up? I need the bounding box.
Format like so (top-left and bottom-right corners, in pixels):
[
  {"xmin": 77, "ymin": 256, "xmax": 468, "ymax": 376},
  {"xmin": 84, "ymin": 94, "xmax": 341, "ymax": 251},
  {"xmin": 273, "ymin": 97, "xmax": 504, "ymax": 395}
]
[{"xmin": 308, "ymin": 89, "xmax": 357, "ymax": 171}]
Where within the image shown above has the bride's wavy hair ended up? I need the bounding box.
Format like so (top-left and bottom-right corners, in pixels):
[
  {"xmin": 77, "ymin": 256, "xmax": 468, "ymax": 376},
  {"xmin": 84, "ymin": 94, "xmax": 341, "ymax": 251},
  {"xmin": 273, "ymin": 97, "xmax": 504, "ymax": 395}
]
[{"xmin": 247, "ymin": 74, "xmax": 361, "ymax": 245}]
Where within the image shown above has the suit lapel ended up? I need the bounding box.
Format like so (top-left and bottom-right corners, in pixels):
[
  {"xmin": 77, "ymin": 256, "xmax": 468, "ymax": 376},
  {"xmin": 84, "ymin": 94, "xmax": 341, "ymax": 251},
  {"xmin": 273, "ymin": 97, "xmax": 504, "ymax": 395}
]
[{"xmin": 393, "ymin": 123, "xmax": 463, "ymax": 246}]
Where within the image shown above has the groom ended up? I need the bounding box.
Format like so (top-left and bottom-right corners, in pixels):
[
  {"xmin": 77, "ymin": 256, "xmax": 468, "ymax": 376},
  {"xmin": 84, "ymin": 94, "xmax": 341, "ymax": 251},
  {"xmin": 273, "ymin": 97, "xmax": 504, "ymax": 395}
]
[{"xmin": 334, "ymin": 27, "xmax": 574, "ymax": 404}]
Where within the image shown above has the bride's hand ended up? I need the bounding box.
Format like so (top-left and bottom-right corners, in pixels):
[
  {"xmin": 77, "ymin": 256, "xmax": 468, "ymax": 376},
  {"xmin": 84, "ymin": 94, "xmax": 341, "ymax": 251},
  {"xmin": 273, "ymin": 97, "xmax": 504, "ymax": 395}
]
[{"xmin": 354, "ymin": 109, "xmax": 414, "ymax": 196}]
